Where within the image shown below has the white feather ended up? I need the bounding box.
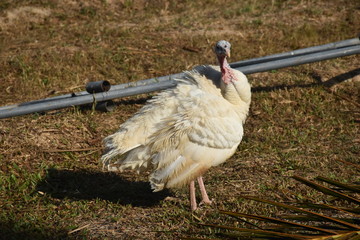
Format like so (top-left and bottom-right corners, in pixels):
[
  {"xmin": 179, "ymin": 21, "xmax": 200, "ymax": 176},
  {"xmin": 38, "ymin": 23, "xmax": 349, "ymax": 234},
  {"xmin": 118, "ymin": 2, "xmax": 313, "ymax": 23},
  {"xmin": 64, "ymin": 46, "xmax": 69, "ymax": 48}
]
[{"xmin": 101, "ymin": 66, "xmax": 251, "ymax": 191}]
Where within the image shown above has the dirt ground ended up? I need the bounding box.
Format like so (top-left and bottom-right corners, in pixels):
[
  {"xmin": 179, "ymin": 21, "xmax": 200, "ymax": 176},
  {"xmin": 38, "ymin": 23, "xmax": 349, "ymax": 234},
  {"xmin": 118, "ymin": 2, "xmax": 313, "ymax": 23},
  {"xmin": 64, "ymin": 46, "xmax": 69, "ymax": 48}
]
[{"xmin": 0, "ymin": 0, "xmax": 359, "ymax": 239}]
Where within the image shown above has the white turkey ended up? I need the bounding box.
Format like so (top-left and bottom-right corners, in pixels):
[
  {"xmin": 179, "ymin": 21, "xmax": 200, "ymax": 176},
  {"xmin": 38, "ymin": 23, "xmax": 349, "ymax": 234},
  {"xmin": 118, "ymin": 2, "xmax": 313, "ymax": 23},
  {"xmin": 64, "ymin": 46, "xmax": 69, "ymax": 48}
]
[{"xmin": 101, "ymin": 40, "xmax": 251, "ymax": 211}]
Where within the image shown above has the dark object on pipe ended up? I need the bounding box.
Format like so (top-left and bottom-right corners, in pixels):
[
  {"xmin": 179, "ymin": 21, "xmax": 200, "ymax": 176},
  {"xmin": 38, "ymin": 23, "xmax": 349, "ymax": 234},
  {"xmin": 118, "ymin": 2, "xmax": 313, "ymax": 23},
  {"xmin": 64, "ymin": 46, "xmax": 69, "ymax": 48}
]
[
  {"xmin": 95, "ymin": 100, "xmax": 115, "ymax": 112},
  {"xmin": 0, "ymin": 37, "xmax": 359, "ymax": 119},
  {"xmin": 85, "ymin": 80, "xmax": 113, "ymax": 112},
  {"xmin": 81, "ymin": 100, "xmax": 115, "ymax": 112},
  {"xmin": 86, "ymin": 80, "xmax": 111, "ymax": 93}
]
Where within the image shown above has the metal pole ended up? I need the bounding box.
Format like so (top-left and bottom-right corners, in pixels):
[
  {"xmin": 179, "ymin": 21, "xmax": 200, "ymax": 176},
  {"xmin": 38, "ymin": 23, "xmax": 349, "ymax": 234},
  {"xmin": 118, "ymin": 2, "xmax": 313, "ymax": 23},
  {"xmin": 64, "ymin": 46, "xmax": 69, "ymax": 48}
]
[
  {"xmin": 0, "ymin": 39, "xmax": 359, "ymax": 119},
  {"xmin": 103, "ymin": 37, "xmax": 360, "ymax": 90},
  {"xmin": 103, "ymin": 37, "xmax": 360, "ymax": 89},
  {"xmin": 230, "ymin": 37, "xmax": 360, "ymax": 68},
  {"xmin": 0, "ymin": 80, "xmax": 176, "ymax": 119},
  {"xmin": 2, "ymin": 37, "xmax": 358, "ymax": 112},
  {"xmin": 0, "ymin": 81, "xmax": 112, "ymax": 111},
  {"xmin": 238, "ymin": 44, "xmax": 360, "ymax": 74}
]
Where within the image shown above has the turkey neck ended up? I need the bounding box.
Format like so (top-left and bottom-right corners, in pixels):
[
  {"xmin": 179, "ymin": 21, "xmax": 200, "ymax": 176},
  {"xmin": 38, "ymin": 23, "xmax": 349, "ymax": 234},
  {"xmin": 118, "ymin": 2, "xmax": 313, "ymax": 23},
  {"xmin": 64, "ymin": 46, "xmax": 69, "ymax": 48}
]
[
  {"xmin": 218, "ymin": 55, "xmax": 248, "ymax": 103},
  {"xmin": 218, "ymin": 56, "xmax": 233, "ymax": 84},
  {"xmin": 218, "ymin": 55, "xmax": 251, "ymax": 122}
]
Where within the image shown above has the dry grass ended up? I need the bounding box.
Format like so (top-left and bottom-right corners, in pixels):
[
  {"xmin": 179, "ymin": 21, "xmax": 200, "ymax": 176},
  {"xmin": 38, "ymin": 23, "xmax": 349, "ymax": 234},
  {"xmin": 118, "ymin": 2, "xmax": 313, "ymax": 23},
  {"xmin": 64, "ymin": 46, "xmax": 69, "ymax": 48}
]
[{"xmin": 0, "ymin": 0, "xmax": 359, "ymax": 239}]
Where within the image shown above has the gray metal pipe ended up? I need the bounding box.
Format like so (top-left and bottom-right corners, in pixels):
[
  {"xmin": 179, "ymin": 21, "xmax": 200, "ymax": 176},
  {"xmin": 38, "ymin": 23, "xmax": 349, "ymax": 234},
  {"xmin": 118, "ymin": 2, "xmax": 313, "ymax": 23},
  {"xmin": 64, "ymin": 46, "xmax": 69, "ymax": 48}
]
[
  {"xmin": 238, "ymin": 44, "xmax": 360, "ymax": 74},
  {"xmin": 230, "ymin": 37, "xmax": 360, "ymax": 68},
  {"xmin": 2, "ymin": 37, "xmax": 358, "ymax": 112},
  {"xmin": 93, "ymin": 44, "xmax": 360, "ymax": 88},
  {"xmin": 109, "ymin": 37, "xmax": 360, "ymax": 90},
  {"xmin": 0, "ymin": 81, "xmax": 111, "ymax": 111},
  {"xmin": 0, "ymin": 80, "xmax": 176, "ymax": 119},
  {"xmin": 0, "ymin": 39, "xmax": 359, "ymax": 119}
]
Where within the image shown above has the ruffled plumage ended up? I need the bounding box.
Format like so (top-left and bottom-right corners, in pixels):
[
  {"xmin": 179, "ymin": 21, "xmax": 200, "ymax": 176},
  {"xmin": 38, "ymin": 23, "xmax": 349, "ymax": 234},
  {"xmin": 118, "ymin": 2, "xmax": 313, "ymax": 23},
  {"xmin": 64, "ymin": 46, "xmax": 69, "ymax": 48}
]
[{"xmin": 101, "ymin": 67, "xmax": 251, "ymax": 192}]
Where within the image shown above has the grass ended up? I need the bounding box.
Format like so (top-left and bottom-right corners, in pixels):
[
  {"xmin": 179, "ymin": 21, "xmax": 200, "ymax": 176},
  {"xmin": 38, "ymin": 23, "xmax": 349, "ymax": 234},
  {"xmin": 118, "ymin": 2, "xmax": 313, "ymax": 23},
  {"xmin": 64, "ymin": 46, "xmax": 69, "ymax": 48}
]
[{"xmin": 0, "ymin": 0, "xmax": 359, "ymax": 239}]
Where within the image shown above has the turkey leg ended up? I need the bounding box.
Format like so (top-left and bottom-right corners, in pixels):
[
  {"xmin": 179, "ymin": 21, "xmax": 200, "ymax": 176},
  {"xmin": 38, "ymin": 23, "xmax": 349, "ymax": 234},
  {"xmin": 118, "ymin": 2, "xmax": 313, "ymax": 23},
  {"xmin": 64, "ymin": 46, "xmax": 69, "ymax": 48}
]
[
  {"xmin": 197, "ymin": 176, "xmax": 212, "ymax": 204},
  {"xmin": 189, "ymin": 180, "xmax": 197, "ymax": 211}
]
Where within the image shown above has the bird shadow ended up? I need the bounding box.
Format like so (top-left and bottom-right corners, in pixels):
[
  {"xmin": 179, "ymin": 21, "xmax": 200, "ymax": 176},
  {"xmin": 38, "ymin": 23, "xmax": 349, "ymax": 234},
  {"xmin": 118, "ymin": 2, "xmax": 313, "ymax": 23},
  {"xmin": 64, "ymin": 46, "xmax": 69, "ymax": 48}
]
[
  {"xmin": 0, "ymin": 220, "xmax": 74, "ymax": 240},
  {"xmin": 116, "ymin": 97, "xmax": 150, "ymax": 105},
  {"xmin": 36, "ymin": 168, "xmax": 170, "ymax": 207},
  {"xmin": 252, "ymin": 68, "xmax": 360, "ymax": 92}
]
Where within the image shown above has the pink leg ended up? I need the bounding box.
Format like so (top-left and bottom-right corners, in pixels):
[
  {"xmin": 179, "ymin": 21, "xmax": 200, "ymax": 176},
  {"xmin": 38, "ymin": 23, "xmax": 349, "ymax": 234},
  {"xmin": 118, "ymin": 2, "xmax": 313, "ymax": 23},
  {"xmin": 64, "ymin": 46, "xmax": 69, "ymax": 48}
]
[
  {"xmin": 197, "ymin": 176, "xmax": 212, "ymax": 204},
  {"xmin": 189, "ymin": 180, "xmax": 197, "ymax": 211}
]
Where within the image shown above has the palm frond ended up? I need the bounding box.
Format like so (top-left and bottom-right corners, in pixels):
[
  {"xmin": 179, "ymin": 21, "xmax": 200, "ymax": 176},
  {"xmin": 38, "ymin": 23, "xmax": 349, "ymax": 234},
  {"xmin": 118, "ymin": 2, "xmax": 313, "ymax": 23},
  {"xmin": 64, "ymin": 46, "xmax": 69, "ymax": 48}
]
[
  {"xmin": 315, "ymin": 176, "xmax": 360, "ymax": 193},
  {"xmin": 292, "ymin": 176, "xmax": 360, "ymax": 205},
  {"xmin": 190, "ymin": 163, "xmax": 360, "ymax": 240}
]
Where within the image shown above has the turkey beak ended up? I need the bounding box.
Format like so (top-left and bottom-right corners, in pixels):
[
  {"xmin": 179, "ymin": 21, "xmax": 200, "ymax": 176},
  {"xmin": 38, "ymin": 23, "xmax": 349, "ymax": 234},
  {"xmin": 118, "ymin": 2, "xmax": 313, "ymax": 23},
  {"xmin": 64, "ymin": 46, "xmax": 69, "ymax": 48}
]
[{"xmin": 226, "ymin": 49, "xmax": 231, "ymax": 58}]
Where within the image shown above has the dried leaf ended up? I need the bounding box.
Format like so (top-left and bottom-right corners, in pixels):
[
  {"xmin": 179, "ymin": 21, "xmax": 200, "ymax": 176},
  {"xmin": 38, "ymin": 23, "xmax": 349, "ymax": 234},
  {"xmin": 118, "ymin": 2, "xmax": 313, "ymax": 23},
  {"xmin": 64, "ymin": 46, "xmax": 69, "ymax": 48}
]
[
  {"xmin": 220, "ymin": 210, "xmax": 338, "ymax": 235},
  {"xmin": 240, "ymin": 196, "xmax": 360, "ymax": 230},
  {"xmin": 315, "ymin": 176, "xmax": 360, "ymax": 193},
  {"xmin": 292, "ymin": 176, "xmax": 360, "ymax": 205},
  {"xmin": 200, "ymin": 223, "xmax": 313, "ymax": 239}
]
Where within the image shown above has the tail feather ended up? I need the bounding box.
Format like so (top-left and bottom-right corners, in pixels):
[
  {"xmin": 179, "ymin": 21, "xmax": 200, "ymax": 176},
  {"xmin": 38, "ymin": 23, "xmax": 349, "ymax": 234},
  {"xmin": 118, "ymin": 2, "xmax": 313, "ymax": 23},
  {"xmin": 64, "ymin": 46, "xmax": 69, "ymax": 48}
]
[
  {"xmin": 101, "ymin": 143, "xmax": 151, "ymax": 172},
  {"xmin": 149, "ymin": 151, "xmax": 209, "ymax": 192}
]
